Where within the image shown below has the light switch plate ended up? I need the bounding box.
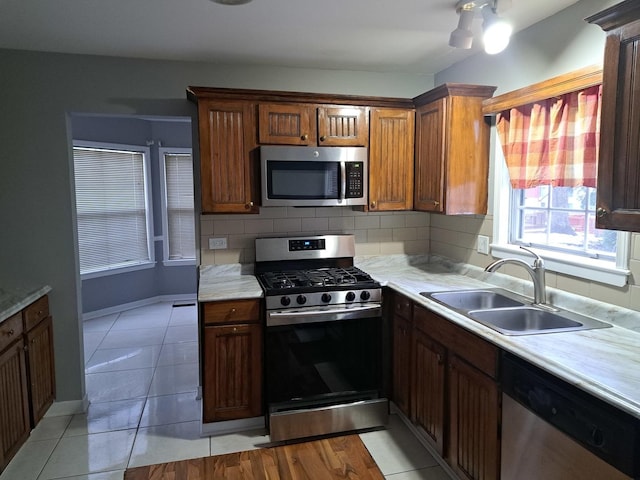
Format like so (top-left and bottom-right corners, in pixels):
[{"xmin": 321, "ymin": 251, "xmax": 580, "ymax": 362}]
[
  {"xmin": 209, "ymin": 237, "xmax": 228, "ymax": 250},
  {"xmin": 477, "ymin": 235, "xmax": 489, "ymax": 255}
]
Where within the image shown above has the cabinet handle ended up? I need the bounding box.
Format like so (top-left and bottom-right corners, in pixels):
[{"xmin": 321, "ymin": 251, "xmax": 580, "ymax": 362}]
[
  {"xmin": 596, "ymin": 207, "xmax": 607, "ymax": 218},
  {"xmin": 301, "ymin": 134, "xmax": 308, "ymax": 141},
  {"xmin": 433, "ymin": 201, "xmax": 440, "ymax": 207},
  {"xmin": 370, "ymin": 201, "xmax": 376, "ymax": 209},
  {"xmin": 319, "ymin": 135, "xmax": 326, "ymax": 142},
  {"xmin": 437, "ymin": 353, "xmax": 443, "ymax": 365}
]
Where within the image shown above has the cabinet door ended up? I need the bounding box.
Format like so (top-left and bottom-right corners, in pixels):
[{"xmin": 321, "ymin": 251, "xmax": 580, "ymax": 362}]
[
  {"xmin": 448, "ymin": 354, "xmax": 500, "ymax": 480},
  {"xmin": 369, "ymin": 108, "xmax": 414, "ymax": 211},
  {"xmin": 412, "ymin": 329, "xmax": 446, "ymax": 456},
  {"xmin": 414, "ymin": 98, "xmax": 446, "ymax": 212},
  {"xmin": 592, "ymin": 14, "xmax": 640, "ymax": 231},
  {"xmin": 198, "ymin": 100, "xmax": 258, "ymax": 213},
  {"xmin": 317, "ymin": 106, "xmax": 369, "ymax": 146},
  {"xmin": 202, "ymin": 323, "xmax": 262, "ymax": 422},
  {"xmin": 392, "ymin": 315, "xmax": 412, "ymax": 417},
  {"xmin": 26, "ymin": 316, "xmax": 56, "ymax": 426},
  {"xmin": 258, "ymin": 103, "xmax": 316, "ymax": 145},
  {"xmin": 0, "ymin": 339, "xmax": 30, "ymax": 473}
]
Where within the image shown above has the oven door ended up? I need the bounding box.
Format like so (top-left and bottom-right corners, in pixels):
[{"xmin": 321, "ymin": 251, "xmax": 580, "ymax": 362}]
[{"xmin": 265, "ymin": 304, "xmax": 383, "ymax": 410}]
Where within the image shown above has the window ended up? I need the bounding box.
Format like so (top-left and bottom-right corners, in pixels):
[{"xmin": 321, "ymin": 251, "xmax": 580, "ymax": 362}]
[
  {"xmin": 486, "ymin": 68, "xmax": 630, "ymax": 287},
  {"xmin": 511, "ymin": 185, "xmax": 616, "ymax": 261},
  {"xmin": 492, "ymin": 136, "xmax": 630, "ymax": 287},
  {"xmin": 159, "ymin": 148, "xmax": 196, "ymax": 264},
  {"xmin": 73, "ymin": 143, "xmax": 154, "ymax": 277}
]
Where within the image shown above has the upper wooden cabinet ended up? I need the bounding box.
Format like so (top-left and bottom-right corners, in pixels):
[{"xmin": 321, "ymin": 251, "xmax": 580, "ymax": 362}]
[
  {"xmin": 258, "ymin": 103, "xmax": 369, "ymax": 146},
  {"xmin": 587, "ymin": 1, "xmax": 640, "ymax": 231},
  {"xmin": 195, "ymin": 99, "xmax": 259, "ymax": 214},
  {"xmin": 413, "ymin": 84, "xmax": 496, "ymax": 215},
  {"xmin": 368, "ymin": 108, "xmax": 415, "ymax": 211}
]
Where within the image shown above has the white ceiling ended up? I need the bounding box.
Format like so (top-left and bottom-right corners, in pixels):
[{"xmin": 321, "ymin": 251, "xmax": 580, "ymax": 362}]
[{"xmin": 0, "ymin": 0, "xmax": 580, "ymax": 75}]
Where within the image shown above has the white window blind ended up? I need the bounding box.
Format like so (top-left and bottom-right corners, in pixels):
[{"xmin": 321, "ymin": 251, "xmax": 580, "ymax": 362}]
[
  {"xmin": 73, "ymin": 145, "xmax": 153, "ymax": 275},
  {"xmin": 161, "ymin": 150, "xmax": 195, "ymax": 261}
]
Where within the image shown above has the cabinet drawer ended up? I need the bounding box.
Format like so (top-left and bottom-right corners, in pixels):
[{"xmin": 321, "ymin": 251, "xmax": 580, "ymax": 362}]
[
  {"xmin": 393, "ymin": 294, "xmax": 413, "ymax": 320},
  {"xmin": 0, "ymin": 313, "xmax": 23, "ymax": 353},
  {"xmin": 414, "ymin": 305, "xmax": 498, "ymax": 378},
  {"xmin": 23, "ymin": 296, "xmax": 49, "ymax": 332},
  {"xmin": 202, "ymin": 299, "xmax": 261, "ymax": 325}
]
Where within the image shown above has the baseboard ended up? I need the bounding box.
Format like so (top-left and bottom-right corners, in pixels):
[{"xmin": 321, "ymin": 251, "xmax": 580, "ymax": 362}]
[
  {"xmin": 82, "ymin": 294, "xmax": 197, "ymax": 320},
  {"xmin": 201, "ymin": 417, "xmax": 266, "ymax": 437},
  {"xmin": 44, "ymin": 395, "xmax": 90, "ymax": 417}
]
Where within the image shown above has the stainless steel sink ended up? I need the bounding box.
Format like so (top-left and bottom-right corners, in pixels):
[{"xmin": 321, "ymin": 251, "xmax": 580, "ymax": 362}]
[
  {"xmin": 420, "ymin": 288, "xmax": 612, "ymax": 335},
  {"xmin": 468, "ymin": 307, "xmax": 583, "ymax": 335},
  {"xmin": 427, "ymin": 289, "xmax": 525, "ymax": 310}
]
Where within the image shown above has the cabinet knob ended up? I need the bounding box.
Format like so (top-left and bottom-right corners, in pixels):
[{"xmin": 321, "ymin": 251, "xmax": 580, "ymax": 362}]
[
  {"xmin": 230, "ymin": 308, "xmax": 236, "ymax": 314},
  {"xmin": 245, "ymin": 201, "xmax": 254, "ymax": 209},
  {"xmin": 596, "ymin": 207, "xmax": 607, "ymax": 218},
  {"xmin": 437, "ymin": 353, "xmax": 443, "ymax": 365},
  {"xmin": 370, "ymin": 201, "xmax": 376, "ymax": 209},
  {"xmin": 301, "ymin": 134, "xmax": 308, "ymax": 141},
  {"xmin": 319, "ymin": 135, "xmax": 326, "ymax": 142},
  {"xmin": 3, "ymin": 329, "xmax": 15, "ymax": 336},
  {"xmin": 433, "ymin": 201, "xmax": 440, "ymax": 207},
  {"xmin": 233, "ymin": 327, "xmax": 238, "ymax": 333}
]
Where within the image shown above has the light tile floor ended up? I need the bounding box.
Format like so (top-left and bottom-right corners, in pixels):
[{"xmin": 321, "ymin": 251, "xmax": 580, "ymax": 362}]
[{"xmin": 0, "ymin": 301, "xmax": 451, "ymax": 480}]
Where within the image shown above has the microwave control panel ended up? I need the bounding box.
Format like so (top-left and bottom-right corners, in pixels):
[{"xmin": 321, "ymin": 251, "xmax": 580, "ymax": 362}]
[{"xmin": 345, "ymin": 162, "xmax": 364, "ymax": 198}]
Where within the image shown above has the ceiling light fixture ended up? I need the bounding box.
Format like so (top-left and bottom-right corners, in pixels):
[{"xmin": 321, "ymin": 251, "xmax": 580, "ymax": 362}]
[
  {"xmin": 481, "ymin": 3, "xmax": 513, "ymax": 54},
  {"xmin": 210, "ymin": 0, "xmax": 253, "ymax": 4},
  {"xmin": 449, "ymin": 0, "xmax": 512, "ymax": 55},
  {"xmin": 449, "ymin": 7, "xmax": 475, "ymax": 49}
]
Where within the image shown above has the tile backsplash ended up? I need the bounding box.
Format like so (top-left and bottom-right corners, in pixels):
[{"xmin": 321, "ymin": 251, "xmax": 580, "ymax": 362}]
[{"xmin": 200, "ymin": 207, "xmax": 430, "ymax": 265}]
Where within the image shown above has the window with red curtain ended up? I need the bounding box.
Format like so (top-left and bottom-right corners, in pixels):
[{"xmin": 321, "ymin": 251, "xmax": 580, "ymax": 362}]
[{"xmin": 496, "ymin": 84, "xmax": 601, "ymax": 189}]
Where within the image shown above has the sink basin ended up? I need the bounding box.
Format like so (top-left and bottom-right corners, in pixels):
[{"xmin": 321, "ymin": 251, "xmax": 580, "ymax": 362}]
[
  {"xmin": 425, "ymin": 289, "xmax": 525, "ymax": 311},
  {"xmin": 468, "ymin": 307, "xmax": 583, "ymax": 334},
  {"xmin": 420, "ymin": 288, "xmax": 612, "ymax": 335}
]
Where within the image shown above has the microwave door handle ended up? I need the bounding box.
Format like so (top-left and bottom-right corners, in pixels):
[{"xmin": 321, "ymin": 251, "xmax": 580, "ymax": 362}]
[{"xmin": 340, "ymin": 161, "xmax": 346, "ymax": 204}]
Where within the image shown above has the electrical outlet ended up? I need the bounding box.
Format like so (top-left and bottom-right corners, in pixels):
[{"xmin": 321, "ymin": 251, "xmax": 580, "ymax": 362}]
[
  {"xmin": 208, "ymin": 237, "xmax": 228, "ymax": 250},
  {"xmin": 477, "ymin": 235, "xmax": 489, "ymax": 255}
]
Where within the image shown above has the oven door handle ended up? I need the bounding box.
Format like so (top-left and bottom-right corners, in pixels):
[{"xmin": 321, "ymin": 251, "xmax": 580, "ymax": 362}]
[{"xmin": 266, "ymin": 303, "xmax": 381, "ymax": 326}]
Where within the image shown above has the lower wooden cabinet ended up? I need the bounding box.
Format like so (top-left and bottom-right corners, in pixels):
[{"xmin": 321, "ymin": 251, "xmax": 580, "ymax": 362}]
[
  {"xmin": 0, "ymin": 294, "xmax": 56, "ymax": 474},
  {"xmin": 201, "ymin": 299, "xmax": 263, "ymax": 423},
  {"xmin": 0, "ymin": 336, "xmax": 30, "ymax": 472},
  {"xmin": 26, "ymin": 315, "xmax": 56, "ymax": 425},
  {"xmin": 391, "ymin": 292, "xmax": 413, "ymax": 417},
  {"xmin": 448, "ymin": 354, "xmax": 500, "ymax": 480},
  {"xmin": 412, "ymin": 328, "xmax": 446, "ymax": 456},
  {"xmin": 392, "ymin": 298, "xmax": 501, "ymax": 480}
]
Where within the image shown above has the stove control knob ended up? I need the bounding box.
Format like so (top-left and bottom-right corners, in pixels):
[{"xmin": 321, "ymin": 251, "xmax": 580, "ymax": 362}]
[
  {"xmin": 297, "ymin": 295, "xmax": 307, "ymax": 305},
  {"xmin": 346, "ymin": 292, "xmax": 356, "ymax": 302},
  {"xmin": 280, "ymin": 296, "xmax": 291, "ymax": 307},
  {"xmin": 321, "ymin": 293, "xmax": 332, "ymax": 303},
  {"xmin": 360, "ymin": 290, "xmax": 371, "ymax": 301}
]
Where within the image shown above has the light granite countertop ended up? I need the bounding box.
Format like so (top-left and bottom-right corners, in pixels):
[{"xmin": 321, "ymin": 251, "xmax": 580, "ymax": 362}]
[
  {"xmin": 198, "ymin": 255, "xmax": 640, "ymax": 419},
  {"xmin": 0, "ymin": 285, "xmax": 52, "ymax": 323}
]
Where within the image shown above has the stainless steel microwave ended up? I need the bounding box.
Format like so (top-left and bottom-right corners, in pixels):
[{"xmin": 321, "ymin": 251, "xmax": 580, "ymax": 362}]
[{"xmin": 260, "ymin": 146, "xmax": 368, "ymax": 207}]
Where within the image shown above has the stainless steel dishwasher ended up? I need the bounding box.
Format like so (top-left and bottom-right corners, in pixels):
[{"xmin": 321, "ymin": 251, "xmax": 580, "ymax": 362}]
[{"xmin": 501, "ymin": 353, "xmax": 639, "ymax": 480}]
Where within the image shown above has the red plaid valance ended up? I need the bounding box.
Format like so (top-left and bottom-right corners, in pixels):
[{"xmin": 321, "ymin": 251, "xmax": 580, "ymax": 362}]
[{"xmin": 496, "ymin": 84, "xmax": 601, "ymax": 189}]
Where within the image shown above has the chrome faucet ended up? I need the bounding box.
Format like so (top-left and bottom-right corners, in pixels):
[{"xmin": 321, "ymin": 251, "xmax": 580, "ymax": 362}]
[{"xmin": 484, "ymin": 246, "xmax": 551, "ymax": 307}]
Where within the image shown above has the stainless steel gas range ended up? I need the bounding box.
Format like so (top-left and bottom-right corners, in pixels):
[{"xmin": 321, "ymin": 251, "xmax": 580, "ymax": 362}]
[{"xmin": 255, "ymin": 234, "xmax": 388, "ymax": 442}]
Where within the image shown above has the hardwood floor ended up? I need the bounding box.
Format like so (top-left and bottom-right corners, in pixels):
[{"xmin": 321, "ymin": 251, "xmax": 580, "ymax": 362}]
[{"xmin": 124, "ymin": 434, "xmax": 385, "ymax": 480}]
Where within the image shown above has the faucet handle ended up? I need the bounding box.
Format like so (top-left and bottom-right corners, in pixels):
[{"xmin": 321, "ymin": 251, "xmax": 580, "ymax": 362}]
[{"xmin": 519, "ymin": 246, "xmax": 544, "ymax": 267}]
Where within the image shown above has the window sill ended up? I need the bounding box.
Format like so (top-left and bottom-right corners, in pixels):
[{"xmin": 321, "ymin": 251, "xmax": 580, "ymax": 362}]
[
  {"xmin": 162, "ymin": 259, "xmax": 197, "ymax": 267},
  {"xmin": 80, "ymin": 261, "xmax": 156, "ymax": 280},
  {"xmin": 490, "ymin": 244, "xmax": 629, "ymax": 287}
]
